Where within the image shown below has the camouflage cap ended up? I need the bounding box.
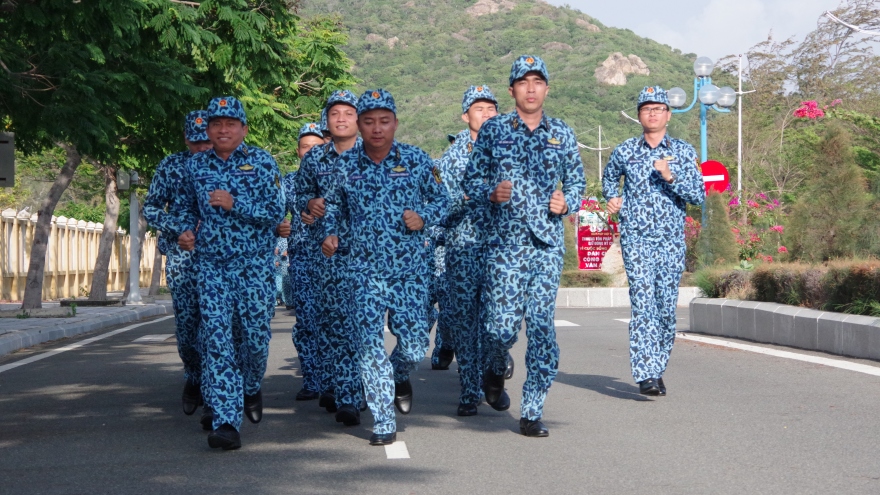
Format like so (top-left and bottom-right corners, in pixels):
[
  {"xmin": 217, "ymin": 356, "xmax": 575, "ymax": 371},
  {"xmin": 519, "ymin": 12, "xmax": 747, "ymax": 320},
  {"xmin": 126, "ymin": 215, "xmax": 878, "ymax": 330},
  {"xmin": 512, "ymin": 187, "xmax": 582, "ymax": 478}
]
[
  {"xmin": 319, "ymin": 107, "xmax": 330, "ymax": 135},
  {"xmin": 184, "ymin": 110, "xmax": 209, "ymax": 142},
  {"xmin": 509, "ymin": 55, "xmax": 549, "ymax": 87},
  {"xmin": 461, "ymin": 85, "xmax": 498, "ymax": 114},
  {"xmin": 325, "ymin": 89, "xmax": 359, "ymax": 112},
  {"xmin": 637, "ymin": 86, "xmax": 669, "ymax": 109},
  {"xmin": 356, "ymin": 89, "xmax": 396, "ymax": 116},
  {"xmin": 298, "ymin": 122, "xmax": 323, "ymax": 141},
  {"xmin": 206, "ymin": 96, "xmax": 247, "ymax": 125}
]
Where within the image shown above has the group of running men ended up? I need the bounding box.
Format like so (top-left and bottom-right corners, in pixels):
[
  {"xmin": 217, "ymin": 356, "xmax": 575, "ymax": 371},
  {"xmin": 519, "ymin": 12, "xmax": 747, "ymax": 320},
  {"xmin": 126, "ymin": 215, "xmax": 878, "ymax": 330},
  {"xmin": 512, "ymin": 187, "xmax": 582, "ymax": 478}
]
[{"xmin": 145, "ymin": 54, "xmax": 705, "ymax": 451}]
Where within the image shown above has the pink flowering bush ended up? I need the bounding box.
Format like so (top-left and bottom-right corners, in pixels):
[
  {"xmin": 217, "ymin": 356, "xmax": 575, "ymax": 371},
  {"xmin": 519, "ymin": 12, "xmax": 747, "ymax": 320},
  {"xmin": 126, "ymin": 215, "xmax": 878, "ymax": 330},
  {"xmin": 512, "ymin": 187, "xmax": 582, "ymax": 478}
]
[{"xmin": 726, "ymin": 192, "xmax": 789, "ymax": 263}]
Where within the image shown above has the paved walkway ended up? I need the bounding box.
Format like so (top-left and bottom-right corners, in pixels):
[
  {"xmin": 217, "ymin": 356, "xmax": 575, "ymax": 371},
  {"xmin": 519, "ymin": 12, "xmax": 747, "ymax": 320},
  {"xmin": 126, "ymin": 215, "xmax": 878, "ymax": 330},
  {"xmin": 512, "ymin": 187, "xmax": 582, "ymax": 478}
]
[{"xmin": 0, "ymin": 289, "xmax": 172, "ymax": 355}]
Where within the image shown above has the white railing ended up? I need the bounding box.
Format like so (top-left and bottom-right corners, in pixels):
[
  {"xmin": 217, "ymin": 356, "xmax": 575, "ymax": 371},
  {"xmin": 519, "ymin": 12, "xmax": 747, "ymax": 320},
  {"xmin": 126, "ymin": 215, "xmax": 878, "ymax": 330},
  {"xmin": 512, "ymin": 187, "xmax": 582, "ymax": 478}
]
[{"xmin": 0, "ymin": 208, "xmax": 163, "ymax": 301}]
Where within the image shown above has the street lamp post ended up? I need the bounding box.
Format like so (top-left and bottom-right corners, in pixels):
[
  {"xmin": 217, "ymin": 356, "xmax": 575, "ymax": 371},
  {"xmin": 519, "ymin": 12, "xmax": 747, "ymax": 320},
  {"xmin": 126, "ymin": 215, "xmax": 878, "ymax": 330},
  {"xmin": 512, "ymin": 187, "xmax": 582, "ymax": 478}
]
[{"xmin": 667, "ymin": 56, "xmax": 736, "ymax": 225}]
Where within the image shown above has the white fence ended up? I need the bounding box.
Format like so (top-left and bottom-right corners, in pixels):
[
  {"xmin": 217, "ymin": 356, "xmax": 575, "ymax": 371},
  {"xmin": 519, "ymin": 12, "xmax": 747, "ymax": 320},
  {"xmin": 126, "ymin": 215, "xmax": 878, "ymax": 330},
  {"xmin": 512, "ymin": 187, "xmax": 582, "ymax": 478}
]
[{"xmin": 0, "ymin": 208, "xmax": 162, "ymax": 301}]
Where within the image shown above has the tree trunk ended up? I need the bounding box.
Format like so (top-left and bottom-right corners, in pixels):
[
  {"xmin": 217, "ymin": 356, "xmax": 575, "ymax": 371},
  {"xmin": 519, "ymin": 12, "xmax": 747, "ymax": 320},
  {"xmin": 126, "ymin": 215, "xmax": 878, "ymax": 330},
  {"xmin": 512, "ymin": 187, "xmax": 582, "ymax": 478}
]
[
  {"xmin": 21, "ymin": 143, "xmax": 82, "ymax": 309},
  {"xmin": 148, "ymin": 232, "xmax": 164, "ymax": 296},
  {"xmin": 123, "ymin": 200, "xmax": 147, "ymax": 299},
  {"xmin": 89, "ymin": 165, "xmax": 120, "ymax": 301}
]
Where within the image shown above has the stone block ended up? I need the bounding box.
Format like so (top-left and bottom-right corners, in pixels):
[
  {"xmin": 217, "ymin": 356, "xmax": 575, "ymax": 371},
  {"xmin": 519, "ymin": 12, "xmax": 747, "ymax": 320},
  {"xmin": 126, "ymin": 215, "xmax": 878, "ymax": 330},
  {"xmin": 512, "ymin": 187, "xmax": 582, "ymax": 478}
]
[
  {"xmin": 720, "ymin": 299, "xmax": 741, "ymax": 338},
  {"xmin": 689, "ymin": 299, "xmax": 707, "ymax": 333},
  {"xmin": 771, "ymin": 305, "xmax": 800, "ymax": 347},
  {"xmin": 567, "ymin": 289, "xmax": 589, "ymax": 308},
  {"xmin": 792, "ymin": 309, "xmax": 822, "ymax": 351},
  {"xmin": 735, "ymin": 301, "xmax": 760, "ymax": 342},
  {"xmin": 699, "ymin": 299, "xmax": 725, "ymax": 335},
  {"xmin": 611, "ymin": 288, "xmax": 631, "ymax": 307},
  {"xmin": 753, "ymin": 302, "xmax": 779, "ymax": 344},
  {"xmin": 838, "ymin": 315, "xmax": 877, "ymax": 359},
  {"xmin": 555, "ymin": 289, "xmax": 568, "ymax": 308},
  {"xmin": 818, "ymin": 312, "xmax": 847, "ymax": 355},
  {"xmin": 589, "ymin": 288, "xmax": 613, "ymax": 308}
]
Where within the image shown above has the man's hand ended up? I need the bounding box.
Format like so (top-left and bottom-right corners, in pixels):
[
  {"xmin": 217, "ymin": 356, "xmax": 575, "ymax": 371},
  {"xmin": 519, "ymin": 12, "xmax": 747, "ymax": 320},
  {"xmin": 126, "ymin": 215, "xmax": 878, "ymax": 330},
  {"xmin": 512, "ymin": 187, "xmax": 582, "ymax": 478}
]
[
  {"xmin": 490, "ymin": 180, "xmax": 513, "ymax": 203},
  {"xmin": 403, "ymin": 210, "xmax": 424, "ymax": 231},
  {"xmin": 322, "ymin": 235, "xmax": 339, "ymax": 258},
  {"xmin": 276, "ymin": 220, "xmax": 291, "ymax": 238},
  {"xmin": 307, "ymin": 198, "xmax": 326, "ymax": 218},
  {"xmin": 209, "ymin": 190, "xmax": 234, "ymax": 211},
  {"xmin": 300, "ymin": 211, "xmax": 316, "ymax": 225},
  {"xmin": 654, "ymin": 159, "xmax": 674, "ymax": 183},
  {"xmin": 549, "ymin": 190, "xmax": 568, "ymax": 215},
  {"xmin": 607, "ymin": 197, "xmax": 622, "ymax": 215},
  {"xmin": 178, "ymin": 230, "xmax": 195, "ymax": 251}
]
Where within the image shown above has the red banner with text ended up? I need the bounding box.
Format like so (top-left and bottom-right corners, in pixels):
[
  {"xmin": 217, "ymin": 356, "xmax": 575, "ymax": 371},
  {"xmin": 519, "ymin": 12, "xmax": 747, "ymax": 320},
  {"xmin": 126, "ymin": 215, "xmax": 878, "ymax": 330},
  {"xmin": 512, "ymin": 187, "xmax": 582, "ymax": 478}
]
[{"xmin": 577, "ymin": 199, "xmax": 618, "ymax": 270}]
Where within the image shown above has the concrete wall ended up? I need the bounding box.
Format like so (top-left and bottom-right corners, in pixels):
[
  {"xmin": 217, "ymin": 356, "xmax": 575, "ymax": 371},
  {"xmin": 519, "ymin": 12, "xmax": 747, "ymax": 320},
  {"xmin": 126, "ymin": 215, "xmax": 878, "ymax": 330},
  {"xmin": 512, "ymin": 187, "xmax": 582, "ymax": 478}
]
[
  {"xmin": 689, "ymin": 298, "xmax": 880, "ymax": 361},
  {"xmin": 556, "ymin": 287, "xmax": 701, "ymax": 308}
]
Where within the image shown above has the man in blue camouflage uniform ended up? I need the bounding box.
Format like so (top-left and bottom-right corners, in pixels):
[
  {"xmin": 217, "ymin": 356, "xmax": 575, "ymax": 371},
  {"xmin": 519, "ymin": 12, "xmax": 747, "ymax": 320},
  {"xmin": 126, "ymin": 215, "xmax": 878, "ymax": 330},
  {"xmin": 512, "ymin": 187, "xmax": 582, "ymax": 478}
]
[
  {"xmin": 273, "ymin": 237, "xmax": 289, "ymax": 305},
  {"xmin": 283, "ymin": 123, "xmax": 325, "ymax": 402},
  {"xmin": 602, "ymin": 86, "xmax": 705, "ymax": 396},
  {"xmin": 464, "ymin": 56, "xmax": 585, "ymax": 437},
  {"xmin": 173, "ymin": 96, "xmax": 286, "ymax": 450},
  {"xmin": 295, "ymin": 90, "xmax": 366, "ymax": 424},
  {"xmin": 436, "ymin": 84, "xmax": 500, "ymax": 416},
  {"xmin": 426, "ymin": 221, "xmax": 453, "ymax": 370},
  {"xmin": 323, "ymin": 89, "xmax": 449, "ymax": 446},
  {"xmin": 144, "ymin": 110, "xmax": 212, "ymax": 423}
]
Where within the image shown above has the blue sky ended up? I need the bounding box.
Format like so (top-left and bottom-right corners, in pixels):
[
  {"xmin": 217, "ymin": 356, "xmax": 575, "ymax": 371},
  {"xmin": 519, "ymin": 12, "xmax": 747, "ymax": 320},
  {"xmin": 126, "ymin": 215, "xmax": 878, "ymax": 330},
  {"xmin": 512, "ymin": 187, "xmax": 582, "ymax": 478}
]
[{"xmin": 548, "ymin": 0, "xmax": 847, "ymax": 62}]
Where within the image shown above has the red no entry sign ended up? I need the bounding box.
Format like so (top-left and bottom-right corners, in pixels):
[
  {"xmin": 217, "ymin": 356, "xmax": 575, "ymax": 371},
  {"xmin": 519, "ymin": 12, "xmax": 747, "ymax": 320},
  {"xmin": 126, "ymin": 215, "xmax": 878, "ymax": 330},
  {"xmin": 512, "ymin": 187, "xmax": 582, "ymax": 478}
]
[{"xmin": 700, "ymin": 160, "xmax": 729, "ymax": 194}]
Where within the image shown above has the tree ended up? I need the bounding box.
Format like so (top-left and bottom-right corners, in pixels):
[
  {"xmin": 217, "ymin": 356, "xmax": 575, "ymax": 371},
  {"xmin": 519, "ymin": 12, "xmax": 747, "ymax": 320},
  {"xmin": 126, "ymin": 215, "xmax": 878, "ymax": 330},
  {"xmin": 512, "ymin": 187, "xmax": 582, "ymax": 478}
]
[
  {"xmin": 1, "ymin": 0, "xmax": 355, "ymax": 307},
  {"xmin": 697, "ymin": 192, "xmax": 739, "ymax": 268},
  {"xmin": 786, "ymin": 124, "xmax": 870, "ymax": 261}
]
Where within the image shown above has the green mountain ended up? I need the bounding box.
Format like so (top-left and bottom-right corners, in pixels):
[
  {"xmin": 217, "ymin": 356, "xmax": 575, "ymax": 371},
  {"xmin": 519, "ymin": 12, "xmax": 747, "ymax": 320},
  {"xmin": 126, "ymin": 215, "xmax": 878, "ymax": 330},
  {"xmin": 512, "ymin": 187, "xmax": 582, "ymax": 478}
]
[{"xmin": 302, "ymin": 0, "xmax": 722, "ymax": 177}]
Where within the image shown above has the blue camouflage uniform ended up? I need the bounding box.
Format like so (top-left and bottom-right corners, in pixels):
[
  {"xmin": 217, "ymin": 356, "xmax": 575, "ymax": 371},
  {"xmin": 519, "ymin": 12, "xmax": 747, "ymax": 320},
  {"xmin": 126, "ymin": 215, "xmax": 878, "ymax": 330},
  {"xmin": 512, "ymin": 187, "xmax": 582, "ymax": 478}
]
[
  {"xmin": 464, "ymin": 57, "xmax": 585, "ymax": 422},
  {"xmin": 602, "ymin": 86, "xmax": 705, "ymax": 385},
  {"xmin": 273, "ymin": 237, "xmax": 289, "ymax": 304},
  {"xmin": 144, "ymin": 110, "xmax": 209, "ymax": 399},
  {"xmin": 426, "ymin": 214, "xmax": 452, "ymax": 366},
  {"xmin": 172, "ymin": 96, "xmax": 286, "ymax": 431},
  {"xmin": 285, "ymin": 123, "xmax": 326, "ymax": 396},
  {"xmin": 437, "ymin": 85, "xmax": 499, "ymax": 406},
  {"xmin": 294, "ymin": 91, "xmax": 366, "ymax": 411},
  {"xmin": 323, "ymin": 89, "xmax": 449, "ymax": 435}
]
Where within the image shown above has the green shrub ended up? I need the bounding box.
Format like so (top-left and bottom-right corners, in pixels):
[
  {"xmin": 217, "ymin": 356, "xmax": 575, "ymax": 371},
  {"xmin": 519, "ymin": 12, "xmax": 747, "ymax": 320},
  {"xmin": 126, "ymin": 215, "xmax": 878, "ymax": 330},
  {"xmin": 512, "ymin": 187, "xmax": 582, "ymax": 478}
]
[
  {"xmin": 560, "ymin": 270, "xmax": 612, "ymax": 288},
  {"xmin": 698, "ymin": 260, "xmax": 880, "ymax": 315},
  {"xmin": 697, "ymin": 191, "xmax": 739, "ymax": 268}
]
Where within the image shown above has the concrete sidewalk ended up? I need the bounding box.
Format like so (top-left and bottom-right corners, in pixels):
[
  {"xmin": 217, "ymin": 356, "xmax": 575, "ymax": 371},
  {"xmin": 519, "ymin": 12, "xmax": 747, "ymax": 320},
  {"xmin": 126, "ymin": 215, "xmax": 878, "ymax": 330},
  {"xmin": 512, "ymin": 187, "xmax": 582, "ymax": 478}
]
[{"xmin": 0, "ymin": 289, "xmax": 172, "ymax": 355}]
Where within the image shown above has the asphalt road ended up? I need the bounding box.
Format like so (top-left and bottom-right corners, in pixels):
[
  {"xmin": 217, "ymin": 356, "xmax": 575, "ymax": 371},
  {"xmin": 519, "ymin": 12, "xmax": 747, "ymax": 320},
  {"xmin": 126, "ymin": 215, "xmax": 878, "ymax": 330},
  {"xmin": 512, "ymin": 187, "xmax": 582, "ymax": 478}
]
[{"xmin": 1, "ymin": 307, "xmax": 879, "ymax": 494}]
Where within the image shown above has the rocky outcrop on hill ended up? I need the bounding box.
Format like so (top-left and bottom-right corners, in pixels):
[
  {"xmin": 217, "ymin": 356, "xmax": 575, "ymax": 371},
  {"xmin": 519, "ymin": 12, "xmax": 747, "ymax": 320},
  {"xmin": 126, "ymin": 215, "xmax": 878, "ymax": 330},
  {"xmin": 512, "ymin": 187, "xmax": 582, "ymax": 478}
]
[
  {"xmin": 594, "ymin": 53, "xmax": 650, "ymax": 86},
  {"xmin": 576, "ymin": 18, "xmax": 601, "ymax": 32},
  {"xmin": 466, "ymin": 0, "xmax": 516, "ymax": 17},
  {"xmin": 542, "ymin": 41, "xmax": 573, "ymax": 51}
]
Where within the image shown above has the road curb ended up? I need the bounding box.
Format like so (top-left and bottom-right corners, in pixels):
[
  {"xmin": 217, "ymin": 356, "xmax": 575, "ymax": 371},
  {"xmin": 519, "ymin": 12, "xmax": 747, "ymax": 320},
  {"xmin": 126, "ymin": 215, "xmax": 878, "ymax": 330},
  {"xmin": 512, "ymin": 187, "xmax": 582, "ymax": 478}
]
[
  {"xmin": 556, "ymin": 287, "xmax": 701, "ymax": 308},
  {"xmin": 689, "ymin": 298, "xmax": 880, "ymax": 360},
  {"xmin": 0, "ymin": 304, "xmax": 170, "ymax": 356}
]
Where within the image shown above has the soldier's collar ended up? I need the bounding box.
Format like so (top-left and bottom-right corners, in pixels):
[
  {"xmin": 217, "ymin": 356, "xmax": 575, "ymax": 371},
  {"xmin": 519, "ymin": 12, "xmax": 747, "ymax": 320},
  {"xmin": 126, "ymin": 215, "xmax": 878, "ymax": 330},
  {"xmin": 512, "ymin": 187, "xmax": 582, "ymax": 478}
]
[
  {"xmin": 359, "ymin": 140, "xmax": 400, "ymax": 165},
  {"xmin": 510, "ymin": 111, "xmax": 549, "ymax": 132},
  {"xmin": 638, "ymin": 133, "xmax": 672, "ymax": 149}
]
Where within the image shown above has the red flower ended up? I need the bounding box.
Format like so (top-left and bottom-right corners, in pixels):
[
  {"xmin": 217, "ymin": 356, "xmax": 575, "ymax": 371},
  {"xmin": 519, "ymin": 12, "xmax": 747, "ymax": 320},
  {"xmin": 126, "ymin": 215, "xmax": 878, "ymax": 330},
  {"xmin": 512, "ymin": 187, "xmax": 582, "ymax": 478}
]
[{"xmin": 778, "ymin": 246, "xmax": 788, "ymax": 253}]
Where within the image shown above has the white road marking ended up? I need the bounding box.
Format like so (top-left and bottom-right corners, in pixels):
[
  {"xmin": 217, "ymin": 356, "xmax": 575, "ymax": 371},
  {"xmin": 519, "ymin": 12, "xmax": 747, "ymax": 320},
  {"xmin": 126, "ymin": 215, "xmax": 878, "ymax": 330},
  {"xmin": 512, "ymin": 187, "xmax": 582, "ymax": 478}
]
[
  {"xmin": 133, "ymin": 334, "xmax": 175, "ymax": 343},
  {"xmin": 385, "ymin": 440, "xmax": 410, "ymax": 459},
  {"xmin": 677, "ymin": 333, "xmax": 880, "ymax": 377},
  {"xmin": 0, "ymin": 316, "xmax": 174, "ymax": 374},
  {"xmin": 615, "ymin": 318, "xmax": 631, "ymax": 324},
  {"xmin": 554, "ymin": 320, "xmax": 579, "ymax": 327}
]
